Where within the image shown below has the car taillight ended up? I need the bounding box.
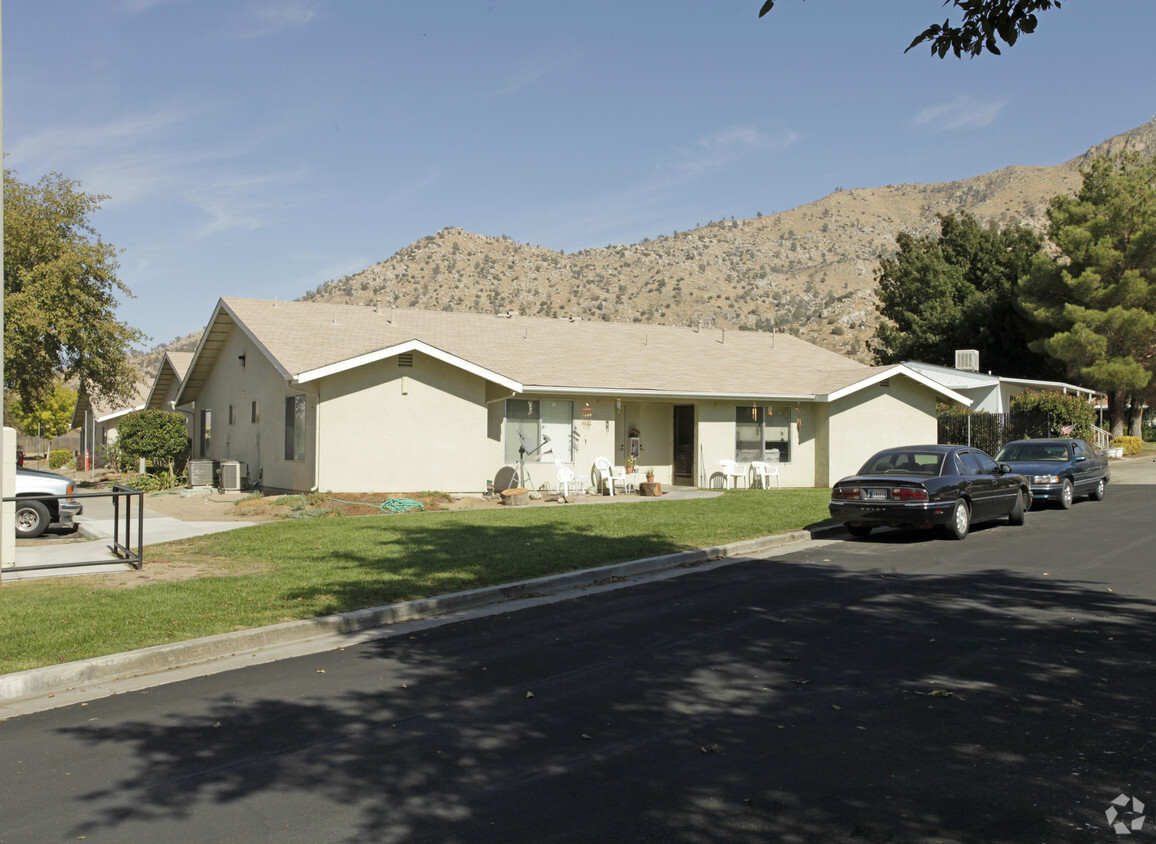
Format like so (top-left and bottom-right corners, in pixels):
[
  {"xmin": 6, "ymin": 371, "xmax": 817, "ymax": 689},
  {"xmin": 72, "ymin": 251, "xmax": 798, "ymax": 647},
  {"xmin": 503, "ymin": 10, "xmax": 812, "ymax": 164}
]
[
  {"xmin": 890, "ymin": 487, "xmax": 928, "ymax": 502},
  {"xmin": 833, "ymin": 486, "xmax": 860, "ymax": 500}
]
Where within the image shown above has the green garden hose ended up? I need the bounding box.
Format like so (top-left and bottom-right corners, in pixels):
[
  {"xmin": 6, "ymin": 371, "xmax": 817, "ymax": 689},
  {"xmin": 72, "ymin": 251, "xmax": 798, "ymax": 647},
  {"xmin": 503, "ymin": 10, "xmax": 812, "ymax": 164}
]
[{"xmin": 326, "ymin": 497, "xmax": 425, "ymax": 514}]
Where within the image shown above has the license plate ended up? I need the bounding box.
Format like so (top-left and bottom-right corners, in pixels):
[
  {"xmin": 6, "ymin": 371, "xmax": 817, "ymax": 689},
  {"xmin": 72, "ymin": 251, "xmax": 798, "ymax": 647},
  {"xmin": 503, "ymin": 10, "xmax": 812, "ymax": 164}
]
[{"xmin": 864, "ymin": 488, "xmax": 889, "ymax": 501}]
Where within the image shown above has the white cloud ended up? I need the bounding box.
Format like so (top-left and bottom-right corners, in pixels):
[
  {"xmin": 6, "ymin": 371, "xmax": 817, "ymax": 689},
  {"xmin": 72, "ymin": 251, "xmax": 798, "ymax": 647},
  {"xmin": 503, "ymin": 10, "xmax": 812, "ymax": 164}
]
[
  {"xmin": 183, "ymin": 167, "xmax": 310, "ymax": 238},
  {"xmin": 239, "ymin": 0, "xmax": 323, "ymax": 37},
  {"xmin": 493, "ymin": 45, "xmax": 582, "ymax": 97},
  {"xmin": 120, "ymin": 0, "xmax": 186, "ymax": 11},
  {"xmin": 912, "ymin": 96, "xmax": 1008, "ymax": 132},
  {"xmin": 6, "ymin": 103, "xmax": 311, "ymax": 238},
  {"xmin": 663, "ymin": 125, "xmax": 800, "ymax": 176}
]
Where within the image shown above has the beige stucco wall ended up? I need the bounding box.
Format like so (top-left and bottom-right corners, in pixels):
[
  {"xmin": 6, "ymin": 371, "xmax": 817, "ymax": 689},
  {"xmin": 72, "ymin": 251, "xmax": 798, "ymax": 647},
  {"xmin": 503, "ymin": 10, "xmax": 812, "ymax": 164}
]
[
  {"xmin": 187, "ymin": 326, "xmax": 939, "ymax": 496},
  {"xmin": 189, "ymin": 325, "xmax": 315, "ymax": 492},
  {"xmin": 317, "ymin": 354, "xmax": 487, "ymax": 494},
  {"xmin": 822, "ymin": 377, "xmax": 940, "ymax": 486},
  {"xmin": 486, "ymin": 395, "xmax": 619, "ymax": 494},
  {"xmin": 692, "ymin": 400, "xmax": 817, "ymax": 488}
]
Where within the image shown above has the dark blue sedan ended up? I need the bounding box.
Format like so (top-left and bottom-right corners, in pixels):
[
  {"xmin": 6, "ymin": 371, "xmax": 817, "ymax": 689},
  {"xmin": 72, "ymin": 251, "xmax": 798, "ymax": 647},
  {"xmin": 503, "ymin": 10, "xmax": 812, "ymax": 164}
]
[
  {"xmin": 993, "ymin": 438, "xmax": 1110, "ymax": 510},
  {"xmin": 829, "ymin": 444, "xmax": 1031, "ymax": 540}
]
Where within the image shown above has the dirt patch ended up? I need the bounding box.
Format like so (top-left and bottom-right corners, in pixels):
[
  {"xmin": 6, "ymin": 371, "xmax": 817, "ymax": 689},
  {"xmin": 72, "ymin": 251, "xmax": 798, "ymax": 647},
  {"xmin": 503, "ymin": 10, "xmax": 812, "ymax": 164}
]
[
  {"xmin": 143, "ymin": 488, "xmax": 588, "ymax": 522},
  {"xmin": 58, "ymin": 555, "xmax": 275, "ymax": 589}
]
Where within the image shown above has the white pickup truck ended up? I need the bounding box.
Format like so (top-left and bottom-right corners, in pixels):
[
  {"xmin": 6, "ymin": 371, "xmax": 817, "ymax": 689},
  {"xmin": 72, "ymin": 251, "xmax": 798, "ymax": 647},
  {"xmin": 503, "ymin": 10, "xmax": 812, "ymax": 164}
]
[{"xmin": 13, "ymin": 467, "xmax": 84, "ymax": 538}]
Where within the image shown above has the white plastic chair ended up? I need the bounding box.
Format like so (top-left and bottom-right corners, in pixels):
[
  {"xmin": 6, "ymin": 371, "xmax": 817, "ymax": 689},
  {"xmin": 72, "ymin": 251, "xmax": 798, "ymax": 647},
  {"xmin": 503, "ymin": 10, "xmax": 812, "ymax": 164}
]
[
  {"xmin": 554, "ymin": 457, "xmax": 577, "ymax": 497},
  {"xmin": 750, "ymin": 461, "xmax": 780, "ymax": 489},
  {"xmin": 594, "ymin": 456, "xmax": 629, "ymax": 496},
  {"xmin": 719, "ymin": 459, "xmax": 746, "ymax": 489}
]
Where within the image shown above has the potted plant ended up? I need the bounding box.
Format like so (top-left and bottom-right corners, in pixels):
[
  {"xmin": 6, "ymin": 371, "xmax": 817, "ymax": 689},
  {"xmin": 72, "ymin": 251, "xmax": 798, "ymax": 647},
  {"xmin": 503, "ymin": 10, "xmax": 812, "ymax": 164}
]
[
  {"xmin": 625, "ymin": 455, "xmax": 637, "ymax": 474},
  {"xmin": 644, "ymin": 468, "xmax": 655, "ymax": 482}
]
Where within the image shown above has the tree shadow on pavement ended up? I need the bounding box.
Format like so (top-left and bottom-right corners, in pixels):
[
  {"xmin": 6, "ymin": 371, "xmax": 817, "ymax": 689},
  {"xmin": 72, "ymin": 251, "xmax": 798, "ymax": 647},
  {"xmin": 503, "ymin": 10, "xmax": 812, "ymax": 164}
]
[{"xmin": 53, "ymin": 558, "xmax": 1156, "ymax": 842}]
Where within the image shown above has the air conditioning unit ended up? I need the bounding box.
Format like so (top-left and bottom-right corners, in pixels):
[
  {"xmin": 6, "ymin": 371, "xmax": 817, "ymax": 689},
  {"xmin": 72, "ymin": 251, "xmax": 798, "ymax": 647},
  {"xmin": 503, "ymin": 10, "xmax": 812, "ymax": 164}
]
[
  {"xmin": 954, "ymin": 349, "xmax": 980, "ymax": 372},
  {"xmin": 188, "ymin": 459, "xmax": 217, "ymax": 487},
  {"xmin": 220, "ymin": 460, "xmax": 248, "ymax": 492}
]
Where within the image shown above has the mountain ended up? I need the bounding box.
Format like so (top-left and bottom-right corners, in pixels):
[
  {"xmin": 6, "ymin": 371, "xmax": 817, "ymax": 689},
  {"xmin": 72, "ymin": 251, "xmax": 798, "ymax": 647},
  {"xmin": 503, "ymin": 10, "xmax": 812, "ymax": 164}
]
[{"xmin": 144, "ymin": 119, "xmax": 1156, "ymax": 369}]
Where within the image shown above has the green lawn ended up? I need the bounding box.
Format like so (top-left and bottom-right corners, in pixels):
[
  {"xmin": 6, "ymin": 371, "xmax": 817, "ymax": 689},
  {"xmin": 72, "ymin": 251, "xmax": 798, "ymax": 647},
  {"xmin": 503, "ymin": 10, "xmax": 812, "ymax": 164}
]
[{"xmin": 0, "ymin": 490, "xmax": 832, "ymax": 674}]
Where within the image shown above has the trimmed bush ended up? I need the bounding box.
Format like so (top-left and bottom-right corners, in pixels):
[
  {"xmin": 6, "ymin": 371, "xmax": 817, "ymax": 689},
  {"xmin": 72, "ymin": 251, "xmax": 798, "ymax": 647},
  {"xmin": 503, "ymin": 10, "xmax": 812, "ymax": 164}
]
[
  {"xmin": 1008, "ymin": 390, "xmax": 1095, "ymax": 440},
  {"xmin": 1111, "ymin": 435, "xmax": 1143, "ymax": 455},
  {"xmin": 116, "ymin": 410, "xmax": 190, "ymax": 476},
  {"xmin": 49, "ymin": 449, "xmax": 73, "ymax": 470}
]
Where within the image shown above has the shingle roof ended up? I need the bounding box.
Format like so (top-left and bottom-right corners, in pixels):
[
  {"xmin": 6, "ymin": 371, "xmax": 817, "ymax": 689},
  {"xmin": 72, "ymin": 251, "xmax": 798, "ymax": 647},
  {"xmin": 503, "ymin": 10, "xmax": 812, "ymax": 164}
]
[
  {"xmin": 146, "ymin": 352, "xmax": 195, "ymax": 410},
  {"xmin": 71, "ymin": 377, "xmax": 151, "ymax": 429},
  {"xmin": 180, "ymin": 298, "xmax": 959, "ymax": 404}
]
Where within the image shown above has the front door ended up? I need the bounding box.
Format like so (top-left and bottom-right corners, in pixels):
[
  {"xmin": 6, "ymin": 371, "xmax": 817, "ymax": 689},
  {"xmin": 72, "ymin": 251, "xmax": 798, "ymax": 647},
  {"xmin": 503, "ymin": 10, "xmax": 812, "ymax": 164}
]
[{"xmin": 673, "ymin": 405, "xmax": 695, "ymax": 485}]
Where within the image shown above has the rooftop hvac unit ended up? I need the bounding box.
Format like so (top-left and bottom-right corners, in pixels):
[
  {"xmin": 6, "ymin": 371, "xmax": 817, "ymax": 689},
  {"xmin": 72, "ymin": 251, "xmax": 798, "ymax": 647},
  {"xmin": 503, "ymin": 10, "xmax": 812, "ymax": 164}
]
[
  {"xmin": 188, "ymin": 459, "xmax": 217, "ymax": 487},
  {"xmin": 220, "ymin": 460, "xmax": 248, "ymax": 492},
  {"xmin": 954, "ymin": 349, "xmax": 980, "ymax": 372}
]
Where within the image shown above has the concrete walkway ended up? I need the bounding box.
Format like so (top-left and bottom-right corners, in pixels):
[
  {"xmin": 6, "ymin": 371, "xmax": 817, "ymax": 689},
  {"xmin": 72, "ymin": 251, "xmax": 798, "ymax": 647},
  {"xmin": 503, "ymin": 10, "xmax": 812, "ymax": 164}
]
[{"xmin": 3, "ymin": 507, "xmax": 257, "ymax": 581}]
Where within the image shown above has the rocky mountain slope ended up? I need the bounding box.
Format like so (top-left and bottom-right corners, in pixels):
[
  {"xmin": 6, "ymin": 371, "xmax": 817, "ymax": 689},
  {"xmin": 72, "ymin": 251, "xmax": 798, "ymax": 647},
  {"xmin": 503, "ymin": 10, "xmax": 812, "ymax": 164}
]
[{"xmin": 141, "ymin": 119, "xmax": 1156, "ymax": 371}]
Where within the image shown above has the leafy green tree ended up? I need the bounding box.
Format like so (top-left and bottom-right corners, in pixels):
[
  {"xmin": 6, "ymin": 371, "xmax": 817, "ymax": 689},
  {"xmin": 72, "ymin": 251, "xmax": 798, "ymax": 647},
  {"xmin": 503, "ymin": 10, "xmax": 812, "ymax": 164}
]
[
  {"xmin": 1020, "ymin": 153, "xmax": 1156, "ymax": 437},
  {"xmin": 4, "ymin": 168, "xmax": 145, "ymax": 410},
  {"xmin": 4, "ymin": 382, "xmax": 77, "ymax": 438},
  {"xmin": 758, "ymin": 0, "xmax": 1061, "ymax": 57},
  {"xmin": 871, "ymin": 212, "xmax": 1056, "ymax": 377},
  {"xmin": 115, "ymin": 410, "xmax": 190, "ymax": 476}
]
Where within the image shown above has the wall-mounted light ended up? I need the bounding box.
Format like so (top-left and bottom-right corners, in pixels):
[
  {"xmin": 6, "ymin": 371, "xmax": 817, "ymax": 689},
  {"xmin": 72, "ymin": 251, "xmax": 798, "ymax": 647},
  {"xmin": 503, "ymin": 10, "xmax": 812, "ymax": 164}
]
[{"xmin": 238, "ymin": 353, "xmax": 246, "ymax": 367}]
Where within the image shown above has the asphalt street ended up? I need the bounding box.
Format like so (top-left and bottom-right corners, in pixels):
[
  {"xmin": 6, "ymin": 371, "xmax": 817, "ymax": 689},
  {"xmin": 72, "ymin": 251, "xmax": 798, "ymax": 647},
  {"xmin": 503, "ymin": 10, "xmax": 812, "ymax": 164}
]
[{"xmin": 2, "ymin": 470, "xmax": 1155, "ymax": 842}]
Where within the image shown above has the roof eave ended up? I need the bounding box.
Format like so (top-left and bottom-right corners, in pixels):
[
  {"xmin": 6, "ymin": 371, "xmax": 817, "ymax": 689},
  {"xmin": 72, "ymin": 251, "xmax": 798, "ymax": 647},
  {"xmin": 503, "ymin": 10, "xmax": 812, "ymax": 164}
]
[
  {"xmin": 822, "ymin": 365, "xmax": 973, "ymax": 407},
  {"xmin": 522, "ymin": 386, "xmax": 819, "ymax": 402},
  {"xmin": 293, "ymin": 339, "xmax": 523, "ymax": 393},
  {"xmin": 175, "ymin": 299, "xmax": 293, "ymax": 406}
]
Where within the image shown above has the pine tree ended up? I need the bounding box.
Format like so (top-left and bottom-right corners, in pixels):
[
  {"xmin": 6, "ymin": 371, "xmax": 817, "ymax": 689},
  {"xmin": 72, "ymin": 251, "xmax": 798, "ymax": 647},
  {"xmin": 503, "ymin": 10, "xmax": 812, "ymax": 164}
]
[{"xmin": 1020, "ymin": 153, "xmax": 1156, "ymax": 436}]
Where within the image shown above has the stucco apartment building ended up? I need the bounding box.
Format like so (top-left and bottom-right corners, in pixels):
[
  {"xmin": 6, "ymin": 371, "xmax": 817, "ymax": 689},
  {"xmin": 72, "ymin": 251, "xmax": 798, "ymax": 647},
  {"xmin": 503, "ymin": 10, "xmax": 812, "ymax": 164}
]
[{"xmin": 172, "ymin": 298, "xmax": 969, "ymax": 494}]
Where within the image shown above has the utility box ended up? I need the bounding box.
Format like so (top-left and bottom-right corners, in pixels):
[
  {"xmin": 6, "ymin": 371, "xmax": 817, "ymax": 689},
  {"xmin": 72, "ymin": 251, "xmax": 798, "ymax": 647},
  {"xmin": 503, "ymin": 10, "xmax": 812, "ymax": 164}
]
[
  {"xmin": 188, "ymin": 459, "xmax": 217, "ymax": 488},
  {"xmin": 954, "ymin": 349, "xmax": 980, "ymax": 372},
  {"xmin": 220, "ymin": 460, "xmax": 248, "ymax": 491}
]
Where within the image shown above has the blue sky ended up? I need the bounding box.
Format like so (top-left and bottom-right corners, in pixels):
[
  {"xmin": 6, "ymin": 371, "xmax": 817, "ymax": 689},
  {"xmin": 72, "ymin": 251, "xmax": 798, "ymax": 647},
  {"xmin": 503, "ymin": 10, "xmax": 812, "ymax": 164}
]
[{"xmin": 5, "ymin": 0, "xmax": 1155, "ymax": 349}]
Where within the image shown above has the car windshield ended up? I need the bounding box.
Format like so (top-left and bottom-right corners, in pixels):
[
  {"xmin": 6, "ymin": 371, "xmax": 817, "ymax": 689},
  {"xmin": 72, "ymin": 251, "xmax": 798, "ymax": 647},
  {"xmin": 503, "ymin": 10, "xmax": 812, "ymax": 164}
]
[
  {"xmin": 996, "ymin": 443, "xmax": 1069, "ymax": 462},
  {"xmin": 860, "ymin": 451, "xmax": 943, "ymax": 476}
]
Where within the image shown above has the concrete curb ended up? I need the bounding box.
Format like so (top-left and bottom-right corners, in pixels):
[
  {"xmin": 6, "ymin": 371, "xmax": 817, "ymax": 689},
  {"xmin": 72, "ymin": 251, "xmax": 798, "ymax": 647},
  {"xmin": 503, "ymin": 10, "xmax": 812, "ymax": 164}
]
[{"xmin": 0, "ymin": 528, "xmax": 830, "ymax": 705}]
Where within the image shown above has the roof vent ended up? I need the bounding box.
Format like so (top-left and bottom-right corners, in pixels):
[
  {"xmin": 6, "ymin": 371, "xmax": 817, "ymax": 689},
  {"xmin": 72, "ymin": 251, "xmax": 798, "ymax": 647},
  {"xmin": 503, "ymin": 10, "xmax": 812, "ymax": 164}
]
[
  {"xmin": 955, "ymin": 349, "xmax": 980, "ymax": 372},
  {"xmin": 398, "ymin": 353, "xmax": 414, "ymax": 368}
]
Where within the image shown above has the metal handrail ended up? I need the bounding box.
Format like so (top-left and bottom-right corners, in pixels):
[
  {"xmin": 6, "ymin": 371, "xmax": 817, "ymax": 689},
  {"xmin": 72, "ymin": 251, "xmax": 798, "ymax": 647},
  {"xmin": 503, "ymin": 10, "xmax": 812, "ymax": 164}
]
[
  {"xmin": 3, "ymin": 486, "xmax": 145, "ymax": 574},
  {"xmin": 1091, "ymin": 424, "xmax": 1112, "ymax": 451}
]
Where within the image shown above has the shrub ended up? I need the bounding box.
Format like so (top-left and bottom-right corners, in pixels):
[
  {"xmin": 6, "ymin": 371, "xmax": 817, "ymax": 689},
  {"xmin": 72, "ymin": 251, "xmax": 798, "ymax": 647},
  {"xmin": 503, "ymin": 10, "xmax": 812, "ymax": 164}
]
[
  {"xmin": 49, "ymin": 449, "xmax": 73, "ymax": 470},
  {"xmin": 1008, "ymin": 390, "xmax": 1095, "ymax": 440},
  {"xmin": 116, "ymin": 410, "xmax": 190, "ymax": 475},
  {"xmin": 1110, "ymin": 435, "xmax": 1143, "ymax": 455},
  {"xmin": 122, "ymin": 471, "xmax": 182, "ymax": 493},
  {"xmin": 97, "ymin": 441, "xmax": 123, "ymax": 472}
]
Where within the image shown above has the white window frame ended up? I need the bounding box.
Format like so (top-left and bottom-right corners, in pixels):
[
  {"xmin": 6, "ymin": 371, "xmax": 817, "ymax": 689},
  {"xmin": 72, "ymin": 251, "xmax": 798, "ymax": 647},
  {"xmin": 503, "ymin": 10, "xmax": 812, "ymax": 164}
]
[
  {"xmin": 735, "ymin": 405, "xmax": 791, "ymax": 464},
  {"xmin": 505, "ymin": 399, "xmax": 573, "ymax": 463}
]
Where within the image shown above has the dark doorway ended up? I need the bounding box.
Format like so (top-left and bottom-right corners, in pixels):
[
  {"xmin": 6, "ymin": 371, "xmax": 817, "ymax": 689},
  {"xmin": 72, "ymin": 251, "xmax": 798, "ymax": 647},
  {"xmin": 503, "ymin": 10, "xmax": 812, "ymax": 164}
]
[{"xmin": 673, "ymin": 405, "xmax": 695, "ymax": 485}]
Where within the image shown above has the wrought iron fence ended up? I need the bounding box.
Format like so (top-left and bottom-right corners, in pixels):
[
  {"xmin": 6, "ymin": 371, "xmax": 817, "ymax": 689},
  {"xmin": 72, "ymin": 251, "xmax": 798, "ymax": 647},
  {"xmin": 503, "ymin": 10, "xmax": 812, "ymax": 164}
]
[{"xmin": 937, "ymin": 411, "xmax": 1052, "ymax": 455}]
